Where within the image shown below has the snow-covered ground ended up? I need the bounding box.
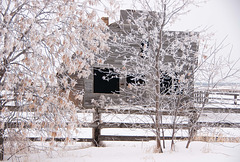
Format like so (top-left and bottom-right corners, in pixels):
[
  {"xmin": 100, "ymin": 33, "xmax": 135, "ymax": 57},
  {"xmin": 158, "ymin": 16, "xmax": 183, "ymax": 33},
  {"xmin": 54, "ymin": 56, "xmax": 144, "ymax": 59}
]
[
  {"xmin": 5, "ymin": 141, "xmax": 240, "ymax": 162},
  {"xmin": 4, "ymin": 90, "xmax": 240, "ymax": 161}
]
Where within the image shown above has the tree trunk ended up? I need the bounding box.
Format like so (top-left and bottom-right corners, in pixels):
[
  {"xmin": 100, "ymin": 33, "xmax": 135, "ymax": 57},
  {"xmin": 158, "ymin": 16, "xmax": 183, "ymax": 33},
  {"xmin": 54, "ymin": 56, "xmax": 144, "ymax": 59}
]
[
  {"xmin": 155, "ymin": 110, "xmax": 163, "ymax": 153},
  {"xmin": 92, "ymin": 106, "xmax": 101, "ymax": 147},
  {"xmin": 186, "ymin": 111, "xmax": 197, "ymax": 148},
  {"xmin": 155, "ymin": 66, "xmax": 163, "ymax": 153},
  {"xmin": 0, "ymin": 128, "xmax": 3, "ymax": 161},
  {"xmin": 0, "ymin": 95, "xmax": 4, "ymax": 160},
  {"xmin": 161, "ymin": 118, "xmax": 165, "ymax": 149},
  {"xmin": 154, "ymin": 3, "xmax": 166, "ymax": 153}
]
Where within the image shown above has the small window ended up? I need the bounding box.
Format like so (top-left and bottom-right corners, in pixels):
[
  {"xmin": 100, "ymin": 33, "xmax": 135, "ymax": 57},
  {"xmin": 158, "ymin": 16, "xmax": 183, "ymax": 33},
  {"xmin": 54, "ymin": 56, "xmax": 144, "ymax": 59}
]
[
  {"xmin": 127, "ymin": 74, "xmax": 145, "ymax": 86},
  {"xmin": 160, "ymin": 72, "xmax": 180, "ymax": 95},
  {"xmin": 94, "ymin": 68, "xmax": 119, "ymax": 94},
  {"xmin": 140, "ymin": 41, "xmax": 149, "ymax": 58}
]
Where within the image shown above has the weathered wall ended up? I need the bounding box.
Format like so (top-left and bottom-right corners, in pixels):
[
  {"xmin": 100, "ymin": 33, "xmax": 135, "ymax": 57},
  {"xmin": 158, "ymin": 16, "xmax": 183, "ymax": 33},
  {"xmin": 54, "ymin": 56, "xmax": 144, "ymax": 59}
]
[{"xmin": 81, "ymin": 10, "xmax": 199, "ymax": 108}]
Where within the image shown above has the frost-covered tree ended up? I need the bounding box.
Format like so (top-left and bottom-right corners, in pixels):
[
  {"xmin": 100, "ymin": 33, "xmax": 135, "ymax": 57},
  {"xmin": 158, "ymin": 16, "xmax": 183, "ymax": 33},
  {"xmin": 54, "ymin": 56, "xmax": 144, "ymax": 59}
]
[
  {"xmin": 185, "ymin": 37, "xmax": 240, "ymax": 148},
  {"xmin": 0, "ymin": 0, "xmax": 117, "ymax": 160},
  {"xmin": 107, "ymin": 0, "xmax": 202, "ymax": 153},
  {"xmin": 107, "ymin": 0, "xmax": 240, "ymax": 153}
]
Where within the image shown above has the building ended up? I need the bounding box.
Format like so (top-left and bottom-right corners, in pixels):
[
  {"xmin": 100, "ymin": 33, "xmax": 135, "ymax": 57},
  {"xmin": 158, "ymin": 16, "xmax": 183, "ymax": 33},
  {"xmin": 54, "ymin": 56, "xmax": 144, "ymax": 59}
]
[{"xmin": 69, "ymin": 10, "xmax": 199, "ymax": 108}]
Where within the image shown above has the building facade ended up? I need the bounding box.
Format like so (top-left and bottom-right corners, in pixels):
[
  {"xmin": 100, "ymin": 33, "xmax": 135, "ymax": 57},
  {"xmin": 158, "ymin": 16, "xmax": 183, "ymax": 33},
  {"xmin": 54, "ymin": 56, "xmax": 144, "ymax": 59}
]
[{"xmin": 71, "ymin": 10, "xmax": 199, "ymax": 108}]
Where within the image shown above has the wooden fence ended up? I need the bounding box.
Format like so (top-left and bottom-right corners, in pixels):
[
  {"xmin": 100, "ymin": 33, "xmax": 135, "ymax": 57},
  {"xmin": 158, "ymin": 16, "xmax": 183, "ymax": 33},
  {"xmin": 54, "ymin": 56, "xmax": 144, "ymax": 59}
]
[{"xmin": 3, "ymin": 90, "xmax": 240, "ymax": 147}]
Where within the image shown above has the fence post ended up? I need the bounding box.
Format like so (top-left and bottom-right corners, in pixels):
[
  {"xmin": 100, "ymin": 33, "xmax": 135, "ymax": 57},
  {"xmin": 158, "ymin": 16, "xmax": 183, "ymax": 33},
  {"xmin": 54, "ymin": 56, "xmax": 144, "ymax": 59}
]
[
  {"xmin": 234, "ymin": 95, "xmax": 237, "ymax": 105},
  {"xmin": 205, "ymin": 92, "xmax": 209, "ymax": 103},
  {"xmin": 92, "ymin": 106, "xmax": 101, "ymax": 146}
]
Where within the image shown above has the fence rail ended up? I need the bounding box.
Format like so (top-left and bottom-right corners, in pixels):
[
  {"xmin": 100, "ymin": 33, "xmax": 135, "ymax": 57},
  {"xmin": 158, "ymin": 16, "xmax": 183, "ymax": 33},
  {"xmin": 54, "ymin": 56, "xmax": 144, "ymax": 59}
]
[
  {"xmin": 194, "ymin": 90, "xmax": 240, "ymax": 105},
  {"xmin": 2, "ymin": 90, "xmax": 240, "ymax": 146}
]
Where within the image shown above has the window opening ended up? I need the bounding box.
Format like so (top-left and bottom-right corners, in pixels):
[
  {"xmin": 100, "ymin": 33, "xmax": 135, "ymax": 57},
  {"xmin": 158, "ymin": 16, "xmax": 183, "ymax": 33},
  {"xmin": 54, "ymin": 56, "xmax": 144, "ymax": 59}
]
[
  {"xmin": 140, "ymin": 40, "xmax": 149, "ymax": 58},
  {"xmin": 126, "ymin": 74, "xmax": 145, "ymax": 86},
  {"xmin": 160, "ymin": 72, "xmax": 180, "ymax": 95},
  {"xmin": 94, "ymin": 68, "xmax": 119, "ymax": 94}
]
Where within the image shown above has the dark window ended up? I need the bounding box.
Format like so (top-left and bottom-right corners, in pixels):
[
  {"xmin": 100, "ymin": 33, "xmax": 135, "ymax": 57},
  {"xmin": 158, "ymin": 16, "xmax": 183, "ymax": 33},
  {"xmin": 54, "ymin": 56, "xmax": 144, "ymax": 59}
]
[
  {"xmin": 94, "ymin": 68, "xmax": 119, "ymax": 94},
  {"xmin": 160, "ymin": 72, "xmax": 180, "ymax": 95},
  {"xmin": 127, "ymin": 74, "xmax": 145, "ymax": 86},
  {"xmin": 140, "ymin": 41, "xmax": 149, "ymax": 58}
]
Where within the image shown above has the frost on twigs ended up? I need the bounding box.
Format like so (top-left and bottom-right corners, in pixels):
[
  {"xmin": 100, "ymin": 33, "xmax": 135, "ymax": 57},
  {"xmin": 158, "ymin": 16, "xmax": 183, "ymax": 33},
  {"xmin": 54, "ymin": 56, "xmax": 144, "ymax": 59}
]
[
  {"xmin": 106, "ymin": 0, "xmax": 239, "ymax": 153},
  {"xmin": 0, "ymin": 0, "xmax": 114, "ymax": 159},
  {"xmin": 107, "ymin": 0, "xmax": 204, "ymax": 153}
]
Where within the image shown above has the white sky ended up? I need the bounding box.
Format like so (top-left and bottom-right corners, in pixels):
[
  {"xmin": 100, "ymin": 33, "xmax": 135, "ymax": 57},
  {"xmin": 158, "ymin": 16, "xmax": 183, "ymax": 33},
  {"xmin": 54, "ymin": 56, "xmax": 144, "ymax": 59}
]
[{"xmin": 170, "ymin": 0, "xmax": 240, "ymax": 61}]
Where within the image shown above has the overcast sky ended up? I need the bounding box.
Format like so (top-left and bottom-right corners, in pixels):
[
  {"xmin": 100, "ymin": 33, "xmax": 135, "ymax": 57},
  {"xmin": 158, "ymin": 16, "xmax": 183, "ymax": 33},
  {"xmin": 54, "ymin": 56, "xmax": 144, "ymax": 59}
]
[{"xmin": 171, "ymin": 0, "xmax": 240, "ymax": 61}]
